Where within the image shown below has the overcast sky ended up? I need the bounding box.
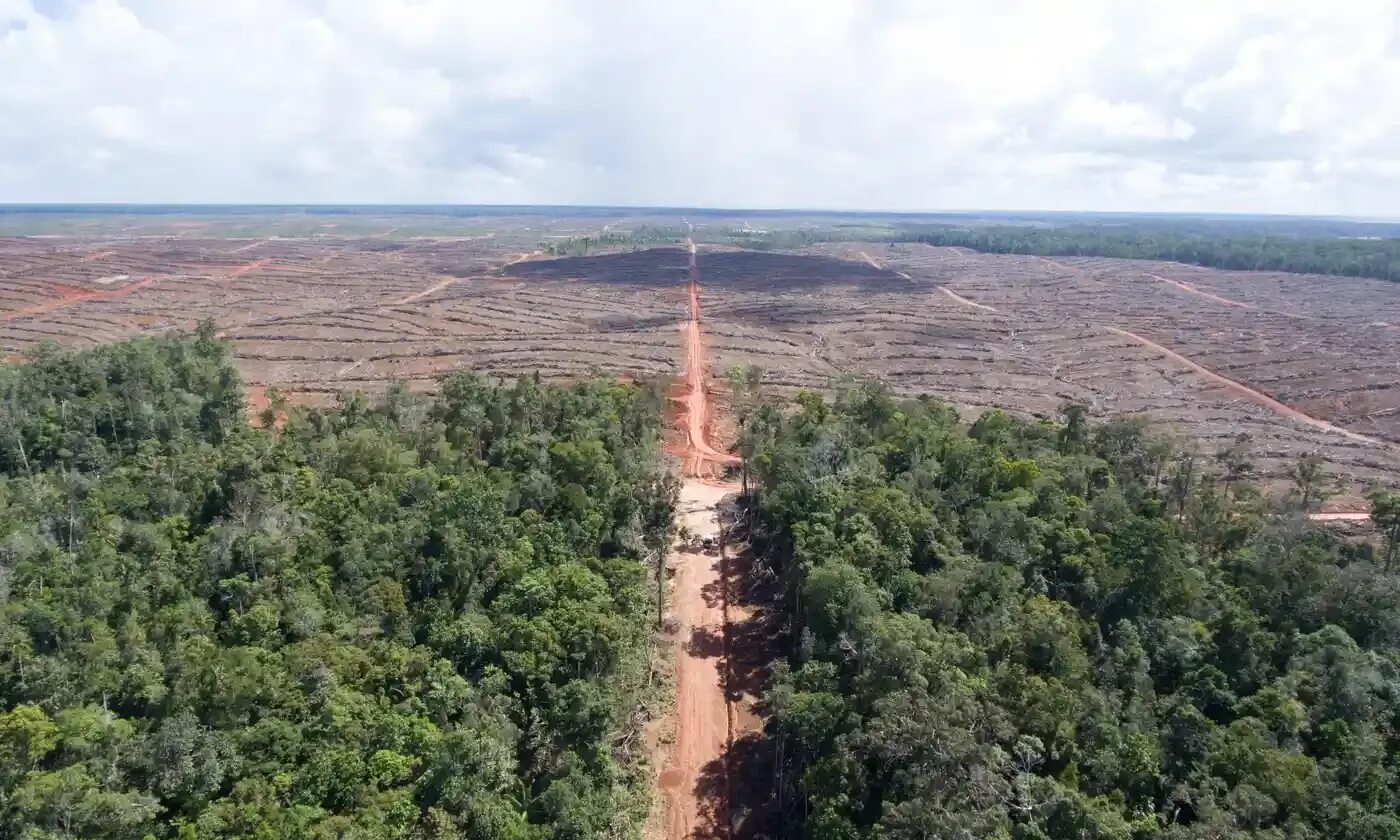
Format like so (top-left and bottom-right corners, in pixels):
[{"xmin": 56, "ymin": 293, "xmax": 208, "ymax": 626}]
[{"xmin": 2, "ymin": 0, "xmax": 1399, "ymax": 215}]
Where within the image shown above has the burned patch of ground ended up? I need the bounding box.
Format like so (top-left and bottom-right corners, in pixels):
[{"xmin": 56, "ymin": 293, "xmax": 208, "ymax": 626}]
[{"xmin": 507, "ymin": 246, "xmax": 910, "ymax": 291}]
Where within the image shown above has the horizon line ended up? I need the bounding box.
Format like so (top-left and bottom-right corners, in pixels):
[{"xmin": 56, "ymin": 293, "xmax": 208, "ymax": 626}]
[{"xmin": 0, "ymin": 202, "xmax": 1394, "ymax": 224}]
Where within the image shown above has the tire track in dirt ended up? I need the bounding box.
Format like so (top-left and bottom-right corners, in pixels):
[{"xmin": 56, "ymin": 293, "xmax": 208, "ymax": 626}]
[
  {"xmin": 1145, "ymin": 272, "xmax": 1254, "ymax": 310},
  {"xmin": 229, "ymin": 259, "xmax": 268, "ymax": 278},
  {"xmin": 856, "ymin": 250, "xmax": 911, "ymax": 279},
  {"xmin": 393, "ymin": 276, "xmax": 460, "ymax": 305},
  {"xmin": 226, "ymin": 239, "xmax": 270, "ymax": 255},
  {"xmin": 335, "ymin": 358, "xmax": 368, "ymax": 378},
  {"xmin": 1106, "ymin": 326, "xmax": 1392, "ymax": 448},
  {"xmin": 938, "ymin": 285, "xmax": 998, "ymax": 312}
]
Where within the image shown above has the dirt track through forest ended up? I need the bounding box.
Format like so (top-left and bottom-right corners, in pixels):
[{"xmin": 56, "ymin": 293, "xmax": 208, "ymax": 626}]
[
  {"xmin": 655, "ymin": 240, "xmax": 743, "ymax": 839},
  {"xmin": 658, "ymin": 481, "xmax": 734, "ymax": 839}
]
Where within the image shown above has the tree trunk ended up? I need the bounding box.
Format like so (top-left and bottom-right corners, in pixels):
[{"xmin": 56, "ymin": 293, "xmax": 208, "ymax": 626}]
[{"xmin": 655, "ymin": 546, "xmax": 666, "ymax": 630}]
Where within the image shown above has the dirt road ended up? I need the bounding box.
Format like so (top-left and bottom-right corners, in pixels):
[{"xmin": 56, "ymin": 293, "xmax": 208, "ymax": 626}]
[
  {"xmin": 393, "ymin": 276, "xmax": 459, "ymax": 305},
  {"xmin": 679, "ymin": 240, "xmax": 741, "ymax": 477},
  {"xmin": 938, "ymin": 285, "xmax": 998, "ymax": 312},
  {"xmin": 229, "ymin": 259, "xmax": 268, "ymax": 278},
  {"xmin": 856, "ymin": 250, "xmax": 911, "ymax": 279},
  {"xmin": 1107, "ymin": 327, "xmax": 1391, "ymax": 448},
  {"xmin": 0, "ymin": 276, "xmax": 162, "ymax": 322},
  {"xmin": 227, "ymin": 239, "xmax": 269, "ymax": 255},
  {"xmin": 657, "ymin": 480, "xmax": 735, "ymax": 839},
  {"xmin": 1145, "ymin": 272, "xmax": 1254, "ymax": 309},
  {"xmin": 652, "ymin": 240, "xmax": 744, "ymax": 839}
]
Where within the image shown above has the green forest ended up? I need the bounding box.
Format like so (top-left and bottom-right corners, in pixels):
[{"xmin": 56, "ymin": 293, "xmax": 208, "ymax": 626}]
[
  {"xmin": 738, "ymin": 384, "xmax": 1400, "ymax": 839},
  {"xmin": 0, "ymin": 328, "xmax": 675, "ymax": 839},
  {"xmin": 5, "ymin": 330, "xmax": 1400, "ymax": 839},
  {"xmin": 894, "ymin": 226, "xmax": 1400, "ymax": 283}
]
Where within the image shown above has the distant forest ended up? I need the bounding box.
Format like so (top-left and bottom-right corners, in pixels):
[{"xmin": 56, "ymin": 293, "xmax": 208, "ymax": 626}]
[{"xmin": 894, "ymin": 225, "xmax": 1400, "ymax": 283}]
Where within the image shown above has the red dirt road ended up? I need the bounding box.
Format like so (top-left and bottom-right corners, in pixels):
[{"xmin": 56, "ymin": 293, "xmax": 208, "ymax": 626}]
[
  {"xmin": 228, "ymin": 259, "xmax": 268, "ymax": 278},
  {"xmin": 658, "ymin": 481, "xmax": 736, "ymax": 840},
  {"xmin": 0, "ymin": 276, "xmax": 161, "ymax": 322},
  {"xmin": 679, "ymin": 240, "xmax": 741, "ymax": 478},
  {"xmin": 653, "ymin": 241, "xmax": 743, "ymax": 840},
  {"xmin": 393, "ymin": 276, "xmax": 460, "ymax": 305}
]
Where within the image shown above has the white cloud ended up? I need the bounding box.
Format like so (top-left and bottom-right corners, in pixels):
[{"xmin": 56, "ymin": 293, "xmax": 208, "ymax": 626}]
[
  {"xmin": 0, "ymin": 0, "xmax": 1398, "ymax": 215},
  {"xmin": 1060, "ymin": 95, "xmax": 1196, "ymax": 142}
]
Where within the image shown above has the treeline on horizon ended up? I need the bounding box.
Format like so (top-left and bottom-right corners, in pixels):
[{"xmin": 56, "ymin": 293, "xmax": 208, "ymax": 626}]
[
  {"xmin": 0, "ymin": 328, "xmax": 675, "ymax": 838},
  {"xmin": 894, "ymin": 225, "xmax": 1400, "ymax": 283},
  {"xmin": 720, "ymin": 222, "xmax": 1400, "ymax": 283},
  {"xmin": 729, "ymin": 380, "xmax": 1400, "ymax": 839}
]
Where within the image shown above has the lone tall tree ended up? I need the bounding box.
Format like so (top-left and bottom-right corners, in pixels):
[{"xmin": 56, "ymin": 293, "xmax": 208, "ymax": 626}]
[{"xmin": 1371, "ymin": 487, "xmax": 1400, "ymax": 571}]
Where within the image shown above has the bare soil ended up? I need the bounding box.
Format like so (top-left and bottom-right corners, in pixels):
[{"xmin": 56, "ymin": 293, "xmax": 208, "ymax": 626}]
[
  {"xmin": 3, "ymin": 225, "xmax": 1399, "ymax": 497},
  {"xmin": 650, "ymin": 241, "xmax": 752, "ymax": 839},
  {"xmin": 654, "ymin": 479, "xmax": 737, "ymax": 840}
]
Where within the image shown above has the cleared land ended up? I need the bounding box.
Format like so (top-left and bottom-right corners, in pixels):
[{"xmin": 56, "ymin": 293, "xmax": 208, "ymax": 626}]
[
  {"xmin": 2, "ymin": 219, "xmax": 1400, "ymax": 497},
  {"xmin": 6, "ymin": 212, "xmax": 1400, "ymax": 840}
]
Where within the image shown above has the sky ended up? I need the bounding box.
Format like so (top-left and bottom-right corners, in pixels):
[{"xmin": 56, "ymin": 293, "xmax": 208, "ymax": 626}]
[{"xmin": 2, "ymin": 0, "xmax": 1399, "ymax": 215}]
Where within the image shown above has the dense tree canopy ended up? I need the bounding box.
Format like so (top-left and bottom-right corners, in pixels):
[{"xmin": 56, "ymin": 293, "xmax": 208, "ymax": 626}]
[
  {"xmin": 742, "ymin": 383, "xmax": 1400, "ymax": 839},
  {"xmin": 0, "ymin": 330, "xmax": 674, "ymax": 839}
]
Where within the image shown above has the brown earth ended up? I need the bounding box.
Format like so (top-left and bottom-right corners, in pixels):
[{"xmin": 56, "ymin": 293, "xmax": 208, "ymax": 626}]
[
  {"xmin": 677, "ymin": 240, "xmax": 741, "ymax": 478},
  {"xmin": 650, "ymin": 241, "xmax": 751, "ymax": 839},
  {"xmin": 3, "ymin": 227, "xmax": 1400, "ymax": 497},
  {"xmin": 654, "ymin": 479, "xmax": 737, "ymax": 840}
]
